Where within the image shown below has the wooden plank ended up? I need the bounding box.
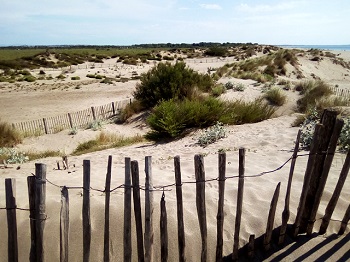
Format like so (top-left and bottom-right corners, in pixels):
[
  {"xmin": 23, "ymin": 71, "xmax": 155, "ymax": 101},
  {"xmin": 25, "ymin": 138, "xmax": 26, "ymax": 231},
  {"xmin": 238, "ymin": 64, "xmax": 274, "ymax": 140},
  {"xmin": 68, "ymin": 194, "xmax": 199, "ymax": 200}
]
[
  {"xmin": 174, "ymin": 156, "xmax": 186, "ymax": 262},
  {"xmin": 319, "ymin": 150, "xmax": 350, "ymax": 234},
  {"xmin": 91, "ymin": 106, "xmax": 96, "ymax": 120},
  {"xmin": 6, "ymin": 178, "xmax": 18, "ymax": 262},
  {"xmin": 112, "ymin": 102, "xmax": 115, "ymax": 115},
  {"xmin": 247, "ymin": 234, "xmax": 255, "ymax": 259},
  {"xmin": 194, "ymin": 154, "xmax": 207, "ymax": 262},
  {"xmin": 306, "ymin": 118, "xmax": 344, "ymax": 235},
  {"xmin": 124, "ymin": 157, "xmax": 132, "ymax": 262},
  {"xmin": 144, "ymin": 156, "xmax": 154, "ymax": 262},
  {"xmin": 43, "ymin": 118, "xmax": 48, "ymax": 134},
  {"xmin": 27, "ymin": 176, "xmax": 37, "ymax": 262},
  {"xmin": 216, "ymin": 152, "xmax": 226, "ymax": 261},
  {"xmin": 232, "ymin": 148, "xmax": 245, "ymax": 261},
  {"xmin": 131, "ymin": 160, "xmax": 145, "ymax": 262},
  {"xmin": 301, "ymin": 109, "xmax": 337, "ymax": 232},
  {"xmin": 264, "ymin": 182, "xmax": 281, "ymax": 251},
  {"xmin": 35, "ymin": 163, "xmax": 47, "ymax": 262},
  {"xmin": 338, "ymin": 204, "xmax": 350, "ymax": 235},
  {"xmin": 279, "ymin": 130, "xmax": 301, "ymax": 245},
  {"xmin": 60, "ymin": 186, "xmax": 69, "ymax": 262},
  {"xmin": 293, "ymin": 124, "xmax": 324, "ymax": 237},
  {"xmin": 83, "ymin": 160, "xmax": 91, "ymax": 262},
  {"xmin": 160, "ymin": 193, "xmax": 168, "ymax": 262},
  {"xmin": 104, "ymin": 155, "xmax": 112, "ymax": 262}
]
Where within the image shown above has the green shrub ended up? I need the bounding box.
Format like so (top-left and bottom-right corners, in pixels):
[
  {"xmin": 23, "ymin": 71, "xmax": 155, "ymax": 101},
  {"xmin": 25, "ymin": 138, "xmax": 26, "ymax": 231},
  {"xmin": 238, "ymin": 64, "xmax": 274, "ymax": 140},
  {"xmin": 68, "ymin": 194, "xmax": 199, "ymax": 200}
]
[
  {"xmin": 339, "ymin": 118, "xmax": 350, "ymax": 151},
  {"xmin": 234, "ymin": 83, "xmax": 246, "ymax": 92},
  {"xmin": 211, "ymin": 84, "xmax": 226, "ymax": 97},
  {"xmin": 264, "ymin": 87, "xmax": 287, "ymax": 106},
  {"xmin": 56, "ymin": 74, "xmax": 66, "ymax": 79},
  {"xmin": 88, "ymin": 120, "xmax": 104, "ymax": 131},
  {"xmin": 133, "ymin": 62, "xmax": 214, "ymax": 108},
  {"xmin": 71, "ymin": 76, "xmax": 80, "ymax": 80},
  {"xmin": 225, "ymin": 81, "xmax": 234, "ymax": 90},
  {"xmin": 0, "ymin": 148, "xmax": 28, "ymax": 164},
  {"xmin": 205, "ymin": 46, "xmax": 227, "ymax": 57}
]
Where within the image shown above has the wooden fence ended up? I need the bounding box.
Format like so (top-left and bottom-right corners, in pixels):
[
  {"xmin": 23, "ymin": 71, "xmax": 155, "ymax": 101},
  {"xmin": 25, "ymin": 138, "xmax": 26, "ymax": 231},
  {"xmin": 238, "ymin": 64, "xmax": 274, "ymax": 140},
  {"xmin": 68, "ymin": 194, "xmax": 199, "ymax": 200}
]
[
  {"xmin": 1, "ymin": 109, "xmax": 349, "ymax": 261},
  {"xmin": 330, "ymin": 86, "xmax": 350, "ymax": 104},
  {"xmin": 12, "ymin": 98, "xmax": 132, "ymax": 135}
]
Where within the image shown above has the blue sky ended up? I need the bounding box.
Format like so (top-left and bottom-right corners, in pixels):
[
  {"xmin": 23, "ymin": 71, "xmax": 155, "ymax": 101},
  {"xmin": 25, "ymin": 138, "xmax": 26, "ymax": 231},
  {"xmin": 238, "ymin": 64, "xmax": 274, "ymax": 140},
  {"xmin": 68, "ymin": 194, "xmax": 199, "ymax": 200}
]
[{"xmin": 1, "ymin": 0, "xmax": 349, "ymax": 46}]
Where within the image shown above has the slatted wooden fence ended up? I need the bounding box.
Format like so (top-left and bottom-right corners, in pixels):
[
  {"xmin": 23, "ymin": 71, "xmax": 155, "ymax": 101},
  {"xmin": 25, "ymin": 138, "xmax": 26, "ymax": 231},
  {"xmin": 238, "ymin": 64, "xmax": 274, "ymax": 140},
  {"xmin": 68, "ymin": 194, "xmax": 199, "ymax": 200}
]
[
  {"xmin": 1, "ymin": 109, "xmax": 349, "ymax": 261},
  {"xmin": 12, "ymin": 98, "xmax": 132, "ymax": 135}
]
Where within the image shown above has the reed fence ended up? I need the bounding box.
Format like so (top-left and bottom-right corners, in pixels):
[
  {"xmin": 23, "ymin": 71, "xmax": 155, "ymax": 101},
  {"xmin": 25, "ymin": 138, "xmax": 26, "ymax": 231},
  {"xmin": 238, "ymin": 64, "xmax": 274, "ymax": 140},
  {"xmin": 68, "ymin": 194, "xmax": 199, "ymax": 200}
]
[
  {"xmin": 1, "ymin": 109, "xmax": 349, "ymax": 261},
  {"xmin": 330, "ymin": 86, "xmax": 350, "ymax": 105},
  {"xmin": 12, "ymin": 98, "xmax": 132, "ymax": 136}
]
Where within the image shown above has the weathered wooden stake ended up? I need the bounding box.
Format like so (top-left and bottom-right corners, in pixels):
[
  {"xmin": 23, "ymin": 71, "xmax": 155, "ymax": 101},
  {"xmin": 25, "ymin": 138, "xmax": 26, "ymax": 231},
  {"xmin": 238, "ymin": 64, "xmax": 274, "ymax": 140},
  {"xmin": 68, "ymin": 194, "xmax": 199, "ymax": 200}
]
[
  {"xmin": 174, "ymin": 156, "xmax": 186, "ymax": 262},
  {"xmin": 43, "ymin": 118, "xmax": 48, "ymax": 134},
  {"xmin": 6, "ymin": 178, "xmax": 18, "ymax": 262},
  {"xmin": 195, "ymin": 154, "xmax": 207, "ymax": 262},
  {"xmin": 338, "ymin": 204, "xmax": 350, "ymax": 235},
  {"xmin": 319, "ymin": 150, "xmax": 350, "ymax": 234},
  {"xmin": 67, "ymin": 113, "xmax": 73, "ymax": 128},
  {"xmin": 247, "ymin": 234, "xmax": 255, "ymax": 259},
  {"xmin": 293, "ymin": 124, "xmax": 324, "ymax": 237},
  {"xmin": 124, "ymin": 157, "xmax": 132, "ymax": 262},
  {"xmin": 279, "ymin": 130, "xmax": 301, "ymax": 245},
  {"xmin": 83, "ymin": 160, "xmax": 91, "ymax": 262},
  {"xmin": 145, "ymin": 156, "xmax": 154, "ymax": 262},
  {"xmin": 104, "ymin": 155, "xmax": 112, "ymax": 262},
  {"xmin": 60, "ymin": 186, "xmax": 69, "ymax": 262},
  {"xmin": 27, "ymin": 176, "xmax": 36, "ymax": 262},
  {"xmin": 264, "ymin": 182, "xmax": 281, "ymax": 251},
  {"xmin": 131, "ymin": 160, "xmax": 145, "ymax": 262},
  {"xmin": 91, "ymin": 106, "xmax": 96, "ymax": 120},
  {"xmin": 160, "ymin": 193, "xmax": 168, "ymax": 262},
  {"xmin": 216, "ymin": 152, "xmax": 226, "ymax": 262},
  {"xmin": 35, "ymin": 163, "xmax": 47, "ymax": 262},
  {"xmin": 111, "ymin": 102, "xmax": 115, "ymax": 115},
  {"xmin": 232, "ymin": 148, "xmax": 245, "ymax": 261},
  {"xmin": 306, "ymin": 118, "xmax": 344, "ymax": 235}
]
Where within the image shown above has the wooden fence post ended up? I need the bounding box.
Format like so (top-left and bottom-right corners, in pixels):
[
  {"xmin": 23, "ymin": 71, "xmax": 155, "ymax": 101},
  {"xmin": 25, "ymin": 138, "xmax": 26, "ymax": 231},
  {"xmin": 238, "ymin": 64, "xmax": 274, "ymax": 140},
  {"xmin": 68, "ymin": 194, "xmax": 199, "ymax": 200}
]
[
  {"xmin": 124, "ymin": 157, "xmax": 132, "ymax": 262},
  {"xmin": 232, "ymin": 148, "xmax": 245, "ymax": 261},
  {"xmin": 60, "ymin": 186, "xmax": 69, "ymax": 262},
  {"xmin": 338, "ymin": 204, "xmax": 350, "ymax": 235},
  {"xmin": 247, "ymin": 235, "xmax": 255, "ymax": 259},
  {"xmin": 160, "ymin": 193, "xmax": 168, "ymax": 262},
  {"xmin": 35, "ymin": 163, "xmax": 47, "ymax": 262},
  {"xmin": 83, "ymin": 160, "xmax": 91, "ymax": 262},
  {"xmin": 174, "ymin": 156, "xmax": 186, "ymax": 262},
  {"xmin": 145, "ymin": 156, "xmax": 154, "ymax": 262},
  {"xmin": 216, "ymin": 152, "xmax": 226, "ymax": 262},
  {"xmin": 91, "ymin": 107, "xmax": 96, "ymax": 120},
  {"xmin": 43, "ymin": 118, "xmax": 48, "ymax": 134},
  {"xmin": 6, "ymin": 178, "xmax": 18, "ymax": 262},
  {"xmin": 306, "ymin": 118, "xmax": 344, "ymax": 235},
  {"xmin": 67, "ymin": 113, "xmax": 73, "ymax": 128},
  {"xmin": 27, "ymin": 176, "xmax": 36, "ymax": 262},
  {"xmin": 131, "ymin": 160, "xmax": 145, "ymax": 262},
  {"xmin": 319, "ymin": 150, "xmax": 350, "ymax": 234},
  {"xmin": 264, "ymin": 182, "xmax": 281, "ymax": 251},
  {"xmin": 195, "ymin": 154, "xmax": 207, "ymax": 262},
  {"xmin": 104, "ymin": 156, "xmax": 112, "ymax": 262},
  {"xmin": 293, "ymin": 124, "xmax": 324, "ymax": 237},
  {"xmin": 279, "ymin": 130, "xmax": 301, "ymax": 245},
  {"xmin": 111, "ymin": 102, "xmax": 115, "ymax": 115},
  {"xmin": 301, "ymin": 109, "xmax": 337, "ymax": 233}
]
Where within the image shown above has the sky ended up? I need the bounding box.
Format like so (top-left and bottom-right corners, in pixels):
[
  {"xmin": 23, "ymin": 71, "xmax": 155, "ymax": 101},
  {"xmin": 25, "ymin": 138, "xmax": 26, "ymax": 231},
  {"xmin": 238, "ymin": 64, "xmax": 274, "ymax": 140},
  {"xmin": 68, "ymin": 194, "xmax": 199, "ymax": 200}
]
[{"xmin": 1, "ymin": 0, "xmax": 350, "ymax": 46}]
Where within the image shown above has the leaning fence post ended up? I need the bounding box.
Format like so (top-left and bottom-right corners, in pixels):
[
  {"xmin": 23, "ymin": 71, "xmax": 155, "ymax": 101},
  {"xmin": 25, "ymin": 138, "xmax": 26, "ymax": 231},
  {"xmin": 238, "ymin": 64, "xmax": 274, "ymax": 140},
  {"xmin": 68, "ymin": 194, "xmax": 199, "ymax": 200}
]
[
  {"xmin": 42, "ymin": 118, "xmax": 48, "ymax": 134},
  {"xmin": 160, "ymin": 193, "xmax": 168, "ymax": 262},
  {"xmin": 338, "ymin": 204, "xmax": 350, "ymax": 235},
  {"xmin": 111, "ymin": 102, "xmax": 115, "ymax": 115},
  {"xmin": 104, "ymin": 156, "xmax": 112, "ymax": 262},
  {"xmin": 35, "ymin": 163, "xmax": 47, "ymax": 262},
  {"xmin": 91, "ymin": 107, "xmax": 96, "ymax": 120},
  {"xmin": 264, "ymin": 182, "xmax": 281, "ymax": 251},
  {"xmin": 232, "ymin": 148, "xmax": 245, "ymax": 261},
  {"xmin": 60, "ymin": 186, "xmax": 69, "ymax": 262},
  {"xmin": 216, "ymin": 152, "xmax": 226, "ymax": 261},
  {"xmin": 174, "ymin": 156, "xmax": 186, "ymax": 262},
  {"xmin": 131, "ymin": 160, "xmax": 145, "ymax": 262},
  {"xmin": 319, "ymin": 150, "xmax": 350, "ymax": 234},
  {"xmin": 279, "ymin": 130, "xmax": 301, "ymax": 245},
  {"xmin": 144, "ymin": 156, "xmax": 154, "ymax": 262},
  {"xmin": 67, "ymin": 113, "xmax": 73, "ymax": 128},
  {"xmin": 195, "ymin": 154, "xmax": 207, "ymax": 262},
  {"xmin": 83, "ymin": 160, "xmax": 91, "ymax": 262},
  {"xmin": 6, "ymin": 178, "xmax": 18, "ymax": 262},
  {"xmin": 124, "ymin": 158, "xmax": 132, "ymax": 262},
  {"xmin": 27, "ymin": 176, "xmax": 36, "ymax": 262}
]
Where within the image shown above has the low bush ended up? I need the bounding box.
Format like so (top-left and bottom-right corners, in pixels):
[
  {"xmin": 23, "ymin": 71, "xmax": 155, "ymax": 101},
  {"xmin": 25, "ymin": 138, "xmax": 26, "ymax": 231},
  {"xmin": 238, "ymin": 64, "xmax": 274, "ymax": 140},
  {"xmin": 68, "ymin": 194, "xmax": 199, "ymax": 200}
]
[
  {"xmin": 211, "ymin": 84, "xmax": 226, "ymax": 97},
  {"xmin": 0, "ymin": 120, "xmax": 22, "ymax": 147},
  {"xmin": 71, "ymin": 76, "xmax": 80, "ymax": 80},
  {"xmin": 0, "ymin": 148, "xmax": 28, "ymax": 164},
  {"xmin": 88, "ymin": 120, "xmax": 104, "ymax": 131},
  {"xmin": 225, "ymin": 81, "xmax": 234, "ymax": 90},
  {"xmin": 119, "ymin": 100, "xmax": 146, "ymax": 122},
  {"xmin": 234, "ymin": 83, "xmax": 246, "ymax": 92},
  {"xmin": 198, "ymin": 122, "xmax": 226, "ymax": 147},
  {"xmin": 264, "ymin": 87, "xmax": 287, "ymax": 106}
]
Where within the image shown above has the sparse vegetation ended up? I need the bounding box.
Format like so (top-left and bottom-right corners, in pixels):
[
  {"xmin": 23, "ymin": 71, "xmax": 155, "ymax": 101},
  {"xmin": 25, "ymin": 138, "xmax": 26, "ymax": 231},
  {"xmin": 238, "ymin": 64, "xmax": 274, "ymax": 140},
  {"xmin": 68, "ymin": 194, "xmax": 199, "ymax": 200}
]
[
  {"xmin": 0, "ymin": 120, "xmax": 22, "ymax": 147},
  {"xmin": 71, "ymin": 76, "xmax": 80, "ymax": 80},
  {"xmin": 88, "ymin": 120, "xmax": 104, "ymax": 131},
  {"xmin": 198, "ymin": 122, "xmax": 226, "ymax": 147},
  {"xmin": 264, "ymin": 87, "xmax": 287, "ymax": 106}
]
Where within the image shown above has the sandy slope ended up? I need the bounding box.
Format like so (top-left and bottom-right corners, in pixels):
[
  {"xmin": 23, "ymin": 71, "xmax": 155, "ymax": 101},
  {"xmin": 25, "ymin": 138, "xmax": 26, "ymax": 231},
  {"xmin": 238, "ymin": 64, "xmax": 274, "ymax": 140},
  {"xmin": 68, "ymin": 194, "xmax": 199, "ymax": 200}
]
[{"xmin": 0, "ymin": 49, "xmax": 349, "ymax": 261}]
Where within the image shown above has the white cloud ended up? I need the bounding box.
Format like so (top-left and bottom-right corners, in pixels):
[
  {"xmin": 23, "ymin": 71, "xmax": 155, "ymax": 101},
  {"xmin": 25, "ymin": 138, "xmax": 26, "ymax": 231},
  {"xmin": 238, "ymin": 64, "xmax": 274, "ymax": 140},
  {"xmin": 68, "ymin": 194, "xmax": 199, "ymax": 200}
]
[
  {"xmin": 237, "ymin": 2, "xmax": 301, "ymax": 13},
  {"xmin": 200, "ymin": 4, "xmax": 222, "ymax": 10}
]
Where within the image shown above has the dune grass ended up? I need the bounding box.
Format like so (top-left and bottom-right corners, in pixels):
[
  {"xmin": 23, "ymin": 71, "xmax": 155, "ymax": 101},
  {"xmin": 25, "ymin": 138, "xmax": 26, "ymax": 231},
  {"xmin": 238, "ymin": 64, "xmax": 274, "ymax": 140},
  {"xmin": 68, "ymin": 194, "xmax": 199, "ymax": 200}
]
[
  {"xmin": 72, "ymin": 132, "xmax": 145, "ymax": 156},
  {"xmin": 0, "ymin": 119, "xmax": 22, "ymax": 147},
  {"xmin": 264, "ymin": 87, "xmax": 287, "ymax": 106}
]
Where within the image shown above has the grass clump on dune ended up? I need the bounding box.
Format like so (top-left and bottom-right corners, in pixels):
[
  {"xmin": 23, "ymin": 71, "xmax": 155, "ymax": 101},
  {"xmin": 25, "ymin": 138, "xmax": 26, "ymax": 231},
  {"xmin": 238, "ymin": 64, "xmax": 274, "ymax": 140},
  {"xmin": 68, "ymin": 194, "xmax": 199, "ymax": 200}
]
[
  {"xmin": 72, "ymin": 132, "xmax": 145, "ymax": 156},
  {"xmin": 264, "ymin": 87, "xmax": 287, "ymax": 106},
  {"xmin": 0, "ymin": 119, "xmax": 22, "ymax": 147}
]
